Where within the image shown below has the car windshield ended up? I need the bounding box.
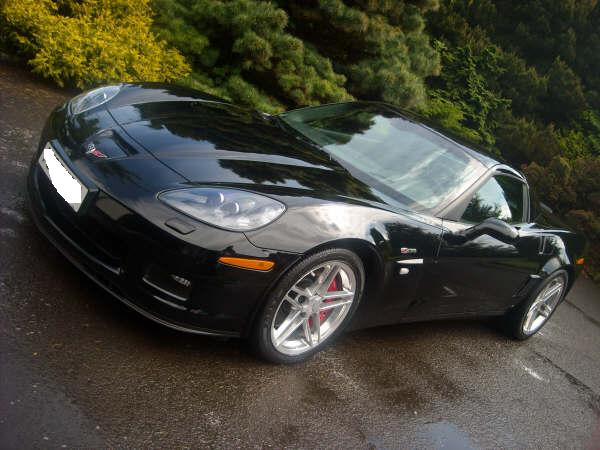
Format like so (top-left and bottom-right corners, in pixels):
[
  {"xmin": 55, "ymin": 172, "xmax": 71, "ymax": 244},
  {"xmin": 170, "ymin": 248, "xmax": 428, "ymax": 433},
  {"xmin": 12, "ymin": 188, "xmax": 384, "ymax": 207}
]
[{"xmin": 279, "ymin": 103, "xmax": 486, "ymax": 211}]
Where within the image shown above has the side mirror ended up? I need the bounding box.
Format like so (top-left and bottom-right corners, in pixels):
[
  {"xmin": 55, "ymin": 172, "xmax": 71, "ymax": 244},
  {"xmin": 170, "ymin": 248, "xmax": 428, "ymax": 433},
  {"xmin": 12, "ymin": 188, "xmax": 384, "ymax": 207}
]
[{"xmin": 455, "ymin": 218, "xmax": 519, "ymax": 243}]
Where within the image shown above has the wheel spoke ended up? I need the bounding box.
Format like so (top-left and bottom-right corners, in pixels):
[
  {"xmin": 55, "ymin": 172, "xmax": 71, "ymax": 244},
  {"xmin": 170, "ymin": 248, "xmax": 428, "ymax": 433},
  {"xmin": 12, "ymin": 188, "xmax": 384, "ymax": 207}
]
[
  {"xmin": 284, "ymin": 294, "xmax": 301, "ymax": 310},
  {"xmin": 322, "ymin": 290, "xmax": 353, "ymax": 301},
  {"xmin": 303, "ymin": 319, "xmax": 313, "ymax": 347},
  {"xmin": 311, "ymin": 312, "xmax": 321, "ymax": 344},
  {"xmin": 541, "ymin": 283, "xmax": 562, "ymax": 302},
  {"xmin": 320, "ymin": 297, "xmax": 353, "ymax": 311},
  {"xmin": 314, "ymin": 263, "xmax": 341, "ymax": 295},
  {"xmin": 274, "ymin": 310, "xmax": 304, "ymax": 346},
  {"xmin": 539, "ymin": 303, "xmax": 552, "ymax": 317},
  {"xmin": 524, "ymin": 304, "xmax": 540, "ymax": 331},
  {"xmin": 290, "ymin": 286, "xmax": 307, "ymax": 297}
]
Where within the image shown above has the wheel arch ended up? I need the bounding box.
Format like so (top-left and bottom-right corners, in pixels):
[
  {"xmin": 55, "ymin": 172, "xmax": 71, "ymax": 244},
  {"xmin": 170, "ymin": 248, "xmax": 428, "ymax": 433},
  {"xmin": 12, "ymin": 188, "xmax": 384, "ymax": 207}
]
[
  {"xmin": 242, "ymin": 237, "xmax": 385, "ymax": 337},
  {"xmin": 540, "ymin": 255, "xmax": 576, "ymax": 293},
  {"xmin": 306, "ymin": 238, "xmax": 386, "ymax": 300},
  {"xmin": 563, "ymin": 264, "xmax": 575, "ymax": 293}
]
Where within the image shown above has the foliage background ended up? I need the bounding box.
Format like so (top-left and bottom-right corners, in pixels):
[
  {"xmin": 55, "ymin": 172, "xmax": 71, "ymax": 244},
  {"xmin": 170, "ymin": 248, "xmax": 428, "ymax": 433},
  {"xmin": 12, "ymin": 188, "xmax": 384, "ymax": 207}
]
[{"xmin": 1, "ymin": 0, "xmax": 599, "ymax": 279}]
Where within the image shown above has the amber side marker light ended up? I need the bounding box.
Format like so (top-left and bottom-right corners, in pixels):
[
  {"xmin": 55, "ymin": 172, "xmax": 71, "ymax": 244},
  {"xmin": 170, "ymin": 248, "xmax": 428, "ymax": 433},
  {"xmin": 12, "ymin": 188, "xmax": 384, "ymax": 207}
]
[
  {"xmin": 576, "ymin": 257, "xmax": 585, "ymax": 265},
  {"xmin": 218, "ymin": 256, "xmax": 275, "ymax": 271}
]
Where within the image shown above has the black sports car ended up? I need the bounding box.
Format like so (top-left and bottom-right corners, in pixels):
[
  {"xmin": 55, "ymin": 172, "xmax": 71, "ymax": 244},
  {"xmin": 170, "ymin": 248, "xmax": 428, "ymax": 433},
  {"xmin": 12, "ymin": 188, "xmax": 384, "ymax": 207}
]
[{"xmin": 28, "ymin": 83, "xmax": 586, "ymax": 363}]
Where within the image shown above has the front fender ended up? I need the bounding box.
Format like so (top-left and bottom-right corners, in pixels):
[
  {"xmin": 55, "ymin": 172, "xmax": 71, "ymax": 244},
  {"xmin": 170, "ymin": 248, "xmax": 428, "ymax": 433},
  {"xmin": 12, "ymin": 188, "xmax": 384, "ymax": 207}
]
[{"xmin": 245, "ymin": 200, "xmax": 442, "ymax": 256}]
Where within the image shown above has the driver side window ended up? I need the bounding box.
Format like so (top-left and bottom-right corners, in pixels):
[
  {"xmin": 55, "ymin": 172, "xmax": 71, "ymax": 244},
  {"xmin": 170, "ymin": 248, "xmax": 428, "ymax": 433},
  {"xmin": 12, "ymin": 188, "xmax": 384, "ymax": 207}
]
[{"xmin": 462, "ymin": 175, "xmax": 526, "ymax": 224}]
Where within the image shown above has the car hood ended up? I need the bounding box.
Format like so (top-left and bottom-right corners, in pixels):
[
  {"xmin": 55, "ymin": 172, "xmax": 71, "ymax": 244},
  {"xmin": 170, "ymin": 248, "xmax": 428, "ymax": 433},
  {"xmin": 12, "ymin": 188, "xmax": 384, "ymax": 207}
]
[{"xmin": 107, "ymin": 92, "xmax": 385, "ymax": 204}]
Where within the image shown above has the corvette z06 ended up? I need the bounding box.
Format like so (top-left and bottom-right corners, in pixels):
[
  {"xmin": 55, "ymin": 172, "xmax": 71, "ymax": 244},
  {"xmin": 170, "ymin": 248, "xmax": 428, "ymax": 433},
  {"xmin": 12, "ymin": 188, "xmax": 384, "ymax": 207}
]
[{"xmin": 28, "ymin": 84, "xmax": 586, "ymax": 363}]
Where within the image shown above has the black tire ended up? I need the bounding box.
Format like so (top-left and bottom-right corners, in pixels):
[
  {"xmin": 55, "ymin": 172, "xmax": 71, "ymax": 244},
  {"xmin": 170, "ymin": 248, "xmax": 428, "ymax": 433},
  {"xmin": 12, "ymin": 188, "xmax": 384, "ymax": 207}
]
[
  {"xmin": 503, "ymin": 269, "xmax": 569, "ymax": 340},
  {"xmin": 252, "ymin": 248, "xmax": 365, "ymax": 364}
]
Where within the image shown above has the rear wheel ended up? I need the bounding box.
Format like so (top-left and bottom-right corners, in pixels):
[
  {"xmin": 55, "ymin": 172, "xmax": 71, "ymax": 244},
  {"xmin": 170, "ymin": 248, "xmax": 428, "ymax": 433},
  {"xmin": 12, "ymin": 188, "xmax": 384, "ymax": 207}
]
[
  {"xmin": 253, "ymin": 248, "xmax": 364, "ymax": 364},
  {"xmin": 504, "ymin": 270, "xmax": 568, "ymax": 340}
]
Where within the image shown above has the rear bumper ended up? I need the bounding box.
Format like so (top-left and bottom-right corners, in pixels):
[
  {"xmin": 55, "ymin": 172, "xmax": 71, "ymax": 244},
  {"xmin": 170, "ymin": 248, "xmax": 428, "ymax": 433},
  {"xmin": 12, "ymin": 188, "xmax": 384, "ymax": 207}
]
[{"xmin": 27, "ymin": 143, "xmax": 299, "ymax": 337}]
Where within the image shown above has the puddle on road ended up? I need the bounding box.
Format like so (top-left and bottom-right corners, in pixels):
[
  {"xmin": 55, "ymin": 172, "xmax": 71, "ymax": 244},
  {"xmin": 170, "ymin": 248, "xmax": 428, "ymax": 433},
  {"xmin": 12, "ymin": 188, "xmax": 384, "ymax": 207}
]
[{"xmin": 418, "ymin": 421, "xmax": 477, "ymax": 449}]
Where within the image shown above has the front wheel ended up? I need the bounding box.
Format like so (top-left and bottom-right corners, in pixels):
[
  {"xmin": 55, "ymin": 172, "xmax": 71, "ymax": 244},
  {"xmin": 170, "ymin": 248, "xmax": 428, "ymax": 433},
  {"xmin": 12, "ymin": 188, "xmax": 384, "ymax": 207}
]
[
  {"xmin": 503, "ymin": 270, "xmax": 568, "ymax": 340},
  {"xmin": 252, "ymin": 248, "xmax": 364, "ymax": 364}
]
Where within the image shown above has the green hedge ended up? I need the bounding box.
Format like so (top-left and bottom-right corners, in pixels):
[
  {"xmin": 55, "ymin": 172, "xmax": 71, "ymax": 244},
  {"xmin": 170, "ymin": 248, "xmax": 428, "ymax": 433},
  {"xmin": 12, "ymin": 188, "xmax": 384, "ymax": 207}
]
[{"xmin": 0, "ymin": 0, "xmax": 189, "ymax": 88}]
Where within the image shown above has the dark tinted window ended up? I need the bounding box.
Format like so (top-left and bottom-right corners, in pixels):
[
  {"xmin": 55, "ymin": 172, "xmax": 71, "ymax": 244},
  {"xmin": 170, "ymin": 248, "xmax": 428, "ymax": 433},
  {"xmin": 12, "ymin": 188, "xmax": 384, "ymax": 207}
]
[
  {"xmin": 280, "ymin": 103, "xmax": 486, "ymax": 211},
  {"xmin": 462, "ymin": 176, "xmax": 526, "ymax": 223}
]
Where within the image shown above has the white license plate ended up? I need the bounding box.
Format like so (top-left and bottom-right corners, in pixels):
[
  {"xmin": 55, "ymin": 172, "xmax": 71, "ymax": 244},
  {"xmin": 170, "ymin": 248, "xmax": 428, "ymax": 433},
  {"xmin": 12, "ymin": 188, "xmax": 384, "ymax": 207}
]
[{"xmin": 39, "ymin": 143, "xmax": 88, "ymax": 211}]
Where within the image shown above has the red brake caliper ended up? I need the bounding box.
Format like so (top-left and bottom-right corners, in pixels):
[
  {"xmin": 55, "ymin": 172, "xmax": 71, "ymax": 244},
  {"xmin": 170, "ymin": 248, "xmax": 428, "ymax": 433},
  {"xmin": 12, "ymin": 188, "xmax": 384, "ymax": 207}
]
[
  {"xmin": 320, "ymin": 277, "xmax": 338, "ymax": 322},
  {"xmin": 308, "ymin": 277, "xmax": 338, "ymax": 328}
]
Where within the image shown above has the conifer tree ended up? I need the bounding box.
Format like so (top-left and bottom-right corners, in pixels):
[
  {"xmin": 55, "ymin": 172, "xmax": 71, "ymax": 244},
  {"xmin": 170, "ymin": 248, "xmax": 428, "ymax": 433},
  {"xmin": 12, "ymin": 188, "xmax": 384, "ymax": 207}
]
[
  {"xmin": 153, "ymin": 0, "xmax": 441, "ymax": 110},
  {"xmin": 280, "ymin": 0, "xmax": 441, "ymax": 107}
]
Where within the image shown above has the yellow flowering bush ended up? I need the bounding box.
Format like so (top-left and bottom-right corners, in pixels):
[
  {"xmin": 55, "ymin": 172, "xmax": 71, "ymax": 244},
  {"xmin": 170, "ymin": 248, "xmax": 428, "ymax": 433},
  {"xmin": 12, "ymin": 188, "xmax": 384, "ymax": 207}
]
[{"xmin": 1, "ymin": 0, "xmax": 189, "ymax": 88}]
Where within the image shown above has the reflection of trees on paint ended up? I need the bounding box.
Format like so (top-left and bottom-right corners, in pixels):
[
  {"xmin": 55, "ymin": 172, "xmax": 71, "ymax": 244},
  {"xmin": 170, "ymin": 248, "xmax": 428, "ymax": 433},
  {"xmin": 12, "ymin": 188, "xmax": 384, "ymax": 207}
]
[
  {"xmin": 130, "ymin": 101, "xmax": 383, "ymax": 202},
  {"xmin": 306, "ymin": 110, "xmax": 378, "ymax": 145}
]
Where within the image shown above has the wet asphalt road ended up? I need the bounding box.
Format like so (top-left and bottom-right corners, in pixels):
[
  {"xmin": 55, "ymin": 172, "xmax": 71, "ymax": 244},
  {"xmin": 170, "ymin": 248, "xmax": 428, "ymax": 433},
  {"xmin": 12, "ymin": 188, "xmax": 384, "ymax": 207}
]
[{"xmin": 1, "ymin": 64, "xmax": 599, "ymax": 449}]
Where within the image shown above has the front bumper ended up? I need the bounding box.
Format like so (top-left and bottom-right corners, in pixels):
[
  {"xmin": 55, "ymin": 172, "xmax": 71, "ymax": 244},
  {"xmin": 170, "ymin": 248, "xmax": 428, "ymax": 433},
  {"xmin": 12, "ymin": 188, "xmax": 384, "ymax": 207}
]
[{"xmin": 27, "ymin": 141, "xmax": 299, "ymax": 337}]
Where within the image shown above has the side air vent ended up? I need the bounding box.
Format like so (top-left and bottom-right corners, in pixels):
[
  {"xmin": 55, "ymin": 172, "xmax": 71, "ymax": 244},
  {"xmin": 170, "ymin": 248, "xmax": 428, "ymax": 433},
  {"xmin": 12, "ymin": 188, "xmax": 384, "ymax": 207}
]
[{"xmin": 142, "ymin": 265, "xmax": 193, "ymax": 303}]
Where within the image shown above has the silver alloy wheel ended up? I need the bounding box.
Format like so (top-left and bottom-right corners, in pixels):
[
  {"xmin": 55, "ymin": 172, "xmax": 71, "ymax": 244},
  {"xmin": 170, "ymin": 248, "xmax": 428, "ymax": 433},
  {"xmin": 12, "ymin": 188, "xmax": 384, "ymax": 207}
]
[
  {"xmin": 522, "ymin": 275, "xmax": 565, "ymax": 334},
  {"xmin": 270, "ymin": 260, "xmax": 357, "ymax": 356}
]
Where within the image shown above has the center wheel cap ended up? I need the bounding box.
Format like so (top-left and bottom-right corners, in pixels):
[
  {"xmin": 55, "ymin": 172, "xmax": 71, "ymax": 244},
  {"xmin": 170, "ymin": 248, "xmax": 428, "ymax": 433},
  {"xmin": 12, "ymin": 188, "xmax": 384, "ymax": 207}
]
[
  {"xmin": 302, "ymin": 296, "xmax": 321, "ymax": 315},
  {"xmin": 311, "ymin": 299, "xmax": 321, "ymax": 314}
]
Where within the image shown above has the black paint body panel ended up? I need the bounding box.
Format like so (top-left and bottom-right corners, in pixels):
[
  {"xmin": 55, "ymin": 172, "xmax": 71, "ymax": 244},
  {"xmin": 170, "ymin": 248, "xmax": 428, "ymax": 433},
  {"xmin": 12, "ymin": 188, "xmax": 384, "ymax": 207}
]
[{"xmin": 27, "ymin": 83, "xmax": 586, "ymax": 336}]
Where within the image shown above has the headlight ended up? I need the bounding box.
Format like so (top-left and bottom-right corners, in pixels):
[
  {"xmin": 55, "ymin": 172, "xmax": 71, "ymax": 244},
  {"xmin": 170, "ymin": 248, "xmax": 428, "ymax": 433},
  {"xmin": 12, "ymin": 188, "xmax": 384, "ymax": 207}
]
[
  {"xmin": 70, "ymin": 85, "xmax": 121, "ymax": 115},
  {"xmin": 159, "ymin": 188, "xmax": 286, "ymax": 231}
]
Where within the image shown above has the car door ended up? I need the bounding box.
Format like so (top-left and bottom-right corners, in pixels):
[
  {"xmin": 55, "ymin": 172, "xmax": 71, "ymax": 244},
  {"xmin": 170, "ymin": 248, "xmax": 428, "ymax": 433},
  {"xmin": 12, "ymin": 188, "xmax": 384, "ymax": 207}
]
[{"xmin": 408, "ymin": 170, "xmax": 544, "ymax": 318}]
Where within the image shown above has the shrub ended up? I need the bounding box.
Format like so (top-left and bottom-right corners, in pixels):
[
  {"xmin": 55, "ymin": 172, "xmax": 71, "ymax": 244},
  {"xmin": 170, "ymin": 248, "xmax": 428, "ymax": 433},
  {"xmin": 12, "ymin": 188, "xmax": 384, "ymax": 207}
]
[
  {"xmin": 0, "ymin": 0, "xmax": 189, "ymax": 88},
  {"xmin": 418, "ymin": 96, "xmax": 486, "ymax": 144},
  {"xmin": 281, "ymin": 0, "xmax": 441, "ymax": 108},
  {"xmin": 524, "ymin": 156, "xmax": 600, "ymax": 280},
  {"xmin": 152, "ymin": 0, "xmax": 352, "ymax": 111}
]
